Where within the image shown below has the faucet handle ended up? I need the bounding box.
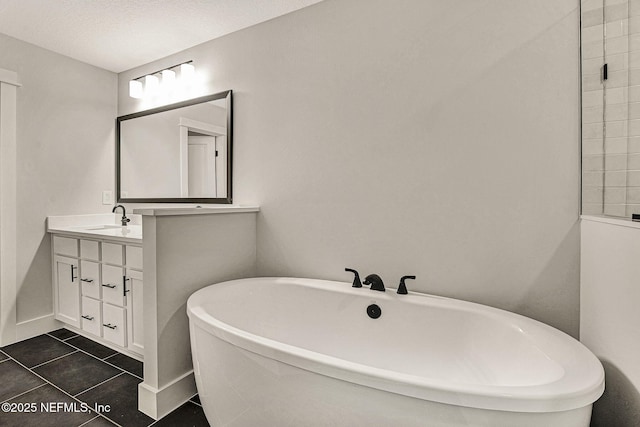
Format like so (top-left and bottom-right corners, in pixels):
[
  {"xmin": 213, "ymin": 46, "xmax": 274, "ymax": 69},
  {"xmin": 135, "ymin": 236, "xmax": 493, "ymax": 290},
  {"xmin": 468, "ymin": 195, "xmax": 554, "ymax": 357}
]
[
  {"xmin": 345, "ymin": 268, "xmax": 362, "ymax": 288},
  {"xmin": 397, "ymin": 275, "xmax": 415, "ymax": 295}
]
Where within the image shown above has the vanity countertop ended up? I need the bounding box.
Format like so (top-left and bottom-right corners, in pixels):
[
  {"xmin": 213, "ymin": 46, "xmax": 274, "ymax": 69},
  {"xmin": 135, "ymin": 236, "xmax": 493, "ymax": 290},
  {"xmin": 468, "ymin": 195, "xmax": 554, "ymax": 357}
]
[
  {"xmin": 47, "ymin": 214, "xmax": 142, "ymax": 243},
  {"xmin": 133, "ymin": 205, "xmax": 260, "ymax": 216}
]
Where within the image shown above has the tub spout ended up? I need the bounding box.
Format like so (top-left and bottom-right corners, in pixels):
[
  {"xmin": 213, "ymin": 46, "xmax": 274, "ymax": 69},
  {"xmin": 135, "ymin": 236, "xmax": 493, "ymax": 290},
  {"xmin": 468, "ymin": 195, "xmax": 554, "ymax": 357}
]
[{"xmin": 363, "ymin": 274, "xmax": 385, "ymax": 292}]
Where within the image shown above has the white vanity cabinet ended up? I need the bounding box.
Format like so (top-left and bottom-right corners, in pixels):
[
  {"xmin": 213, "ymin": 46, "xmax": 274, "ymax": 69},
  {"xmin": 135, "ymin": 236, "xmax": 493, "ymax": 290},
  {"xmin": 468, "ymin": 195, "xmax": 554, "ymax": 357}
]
[{"xmin": 51, "ymin": 234, "xmax": 144, "ymax": 357}]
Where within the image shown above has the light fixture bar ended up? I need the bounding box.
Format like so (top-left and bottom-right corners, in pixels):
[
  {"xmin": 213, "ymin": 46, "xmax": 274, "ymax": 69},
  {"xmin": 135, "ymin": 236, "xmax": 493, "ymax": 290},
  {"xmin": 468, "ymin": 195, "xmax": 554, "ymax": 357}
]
[{"xmin": 131, "ymin": 60, "xmax": 194, "ymax": 82}]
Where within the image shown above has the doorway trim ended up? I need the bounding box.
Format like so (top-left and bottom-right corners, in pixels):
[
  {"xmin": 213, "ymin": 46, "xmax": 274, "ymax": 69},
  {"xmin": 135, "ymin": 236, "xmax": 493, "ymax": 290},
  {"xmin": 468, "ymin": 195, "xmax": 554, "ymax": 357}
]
[{"xmin": 0, "ymin": 68, "xmax": 20, "ymax": 346}]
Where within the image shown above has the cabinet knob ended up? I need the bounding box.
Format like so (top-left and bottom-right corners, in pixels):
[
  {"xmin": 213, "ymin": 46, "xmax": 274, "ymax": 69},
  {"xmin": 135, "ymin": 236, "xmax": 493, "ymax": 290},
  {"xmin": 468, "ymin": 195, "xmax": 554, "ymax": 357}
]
[
  {"xmin": 102, "ymin": 284, "xmax": 116, "ymax": 289},
  {"xmin": 81, "ymin": 315, "xmax": 94, "ymax": 321},
  {"xmin": 80, "ymin": 278, "xmax": 94, "ymax": 283},
  {"xmin": 103, "ymin": 323, "xmax": 117, "ymax": 330}
]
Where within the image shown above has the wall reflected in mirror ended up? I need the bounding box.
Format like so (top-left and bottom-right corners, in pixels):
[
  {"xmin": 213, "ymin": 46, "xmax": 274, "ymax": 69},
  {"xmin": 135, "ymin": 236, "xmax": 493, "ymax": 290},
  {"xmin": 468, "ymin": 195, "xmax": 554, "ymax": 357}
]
[{"xmin": 117, "ymin": 90, "xmax": 232, "ymax": 203}]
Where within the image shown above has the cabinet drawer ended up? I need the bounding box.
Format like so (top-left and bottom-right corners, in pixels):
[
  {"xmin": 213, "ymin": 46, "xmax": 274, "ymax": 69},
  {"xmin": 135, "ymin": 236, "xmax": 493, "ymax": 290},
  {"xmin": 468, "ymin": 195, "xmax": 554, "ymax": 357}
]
[
  {"xmin": 102, "ymin": 303, "xmax": 126, "ymax": 347},
  {"xmin": 80, "ymin": 260, "xmax": 100, "ymax": 299},
  {"xmin": 101, "ymin": 265, "xmax": 124, "ymax": 306},
  {"xmin": 126, "ymin": 245, "xmax": 143, "ymax": 270},
  {"xmin": 81, "ymin": 297, "xmax": 101, "ymax": 337},
  {"xmin": 53, "ymin": 236, "xmax": 78, "ymax": 257},
  {"xmin": 80, "ymin": 240, "xmax": 99, "ymax": 261},
  {"xmin": 102, "ymin": 243, "xmax": 123, "ymax": 265}
]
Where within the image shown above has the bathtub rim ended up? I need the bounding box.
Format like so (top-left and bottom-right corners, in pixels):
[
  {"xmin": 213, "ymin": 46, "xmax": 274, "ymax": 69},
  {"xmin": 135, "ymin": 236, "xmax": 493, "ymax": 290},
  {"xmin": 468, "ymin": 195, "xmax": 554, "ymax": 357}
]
[{"xmin": 187, "ymin": 277, "xmax": 604, "ymax": 413}]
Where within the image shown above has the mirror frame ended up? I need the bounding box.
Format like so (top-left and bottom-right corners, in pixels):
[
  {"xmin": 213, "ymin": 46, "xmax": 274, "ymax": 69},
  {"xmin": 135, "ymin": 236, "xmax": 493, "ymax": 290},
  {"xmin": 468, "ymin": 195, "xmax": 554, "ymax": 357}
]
[{"xmin": 116, "ymin": 90, "xmax": 233, "ymax": 204}]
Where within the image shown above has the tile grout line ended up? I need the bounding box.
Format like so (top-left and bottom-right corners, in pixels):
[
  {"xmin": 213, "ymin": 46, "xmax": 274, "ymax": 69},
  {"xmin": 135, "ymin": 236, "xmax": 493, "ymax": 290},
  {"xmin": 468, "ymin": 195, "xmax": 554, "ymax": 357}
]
[
  {"xmin": 77, "ymin": 415, "xmax": 101, "ymax": 427},
  {"xmin": 102, "ymin": 352, "xmax": 145, "ymax": 379},
  {"xmin": 46, "ymin": 332, "xmax": 80, "ymax": 342},
  {"xmin": 31, "ymin": 349, "xmax": 79, "ymax": 369},
  {"xmin": 0, "ymin": 383, "xmax": 47, "ymax": 404},
  {"xmin": 47, "ymin": 332, "xmax": 144, "ymax": 380},
  {"xmin": 2, "ymin": 353, "xmax": 124, "ymax": 427},
  {"xmin": 74, "ymin": 371, "xmax": 125, "ymax": 398}
]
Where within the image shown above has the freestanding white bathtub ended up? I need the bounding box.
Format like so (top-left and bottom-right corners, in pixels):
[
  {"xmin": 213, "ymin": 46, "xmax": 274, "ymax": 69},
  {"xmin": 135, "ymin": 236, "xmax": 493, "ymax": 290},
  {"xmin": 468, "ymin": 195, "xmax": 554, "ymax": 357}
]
[{"xmin": 187, "ymin": 277, "xmax": 604, "ymax": 427}]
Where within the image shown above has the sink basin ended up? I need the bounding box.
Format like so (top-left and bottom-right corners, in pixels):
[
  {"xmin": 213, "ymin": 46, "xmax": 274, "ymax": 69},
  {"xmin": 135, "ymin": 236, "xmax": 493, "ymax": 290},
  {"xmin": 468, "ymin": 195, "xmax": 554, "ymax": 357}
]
[{"xmin": 80, "ymin": 224, "xmax": 123, "ymax": 230}]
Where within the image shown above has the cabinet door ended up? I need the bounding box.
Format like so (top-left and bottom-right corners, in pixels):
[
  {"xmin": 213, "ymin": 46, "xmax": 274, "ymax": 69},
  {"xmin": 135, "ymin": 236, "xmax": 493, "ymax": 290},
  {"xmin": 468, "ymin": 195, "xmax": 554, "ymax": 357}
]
[
  {"xmin": 80, "ymin": 260, "xmax": 100, "ymax": 299},
  {"xmin": 54, "ymin": 255, "xmax": 80, "ymax": 327},
  {"xmin": 126, "ymin": 269, "xmax": 144, "ymax": 355},
  {"xmin": 102, "ymin": 303, "xmax": 126, "ymax": 347},
  {"xmin": 81, "ymin": 296, "xmax": 102, "ymax": 337},
  {"xmin": 101, "ymin": 264, "xmax": 125, "ymax": 306}
]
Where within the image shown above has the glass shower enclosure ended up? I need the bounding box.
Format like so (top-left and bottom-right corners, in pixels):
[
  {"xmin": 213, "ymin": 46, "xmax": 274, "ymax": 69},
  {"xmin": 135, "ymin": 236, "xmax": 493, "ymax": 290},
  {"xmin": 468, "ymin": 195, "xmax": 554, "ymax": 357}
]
[{"xmin": 582, "ymin": 0, "xmax": 640, "ymax": 218}]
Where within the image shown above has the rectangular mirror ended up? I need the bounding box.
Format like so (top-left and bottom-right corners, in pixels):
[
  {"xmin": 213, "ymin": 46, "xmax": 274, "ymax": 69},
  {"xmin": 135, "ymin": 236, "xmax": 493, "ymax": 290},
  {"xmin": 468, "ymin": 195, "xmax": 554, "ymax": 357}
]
[{"xmin": 116, "ymin": 90, "xmax": 232, "ymax": 203}]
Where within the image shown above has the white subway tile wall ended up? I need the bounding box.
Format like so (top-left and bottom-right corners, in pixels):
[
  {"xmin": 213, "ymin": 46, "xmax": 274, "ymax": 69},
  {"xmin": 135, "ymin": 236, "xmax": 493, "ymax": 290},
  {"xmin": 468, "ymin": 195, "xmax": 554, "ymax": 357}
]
[{"xmin": 582, "ymin": 0, "xmax": 640, "ymax": 217}]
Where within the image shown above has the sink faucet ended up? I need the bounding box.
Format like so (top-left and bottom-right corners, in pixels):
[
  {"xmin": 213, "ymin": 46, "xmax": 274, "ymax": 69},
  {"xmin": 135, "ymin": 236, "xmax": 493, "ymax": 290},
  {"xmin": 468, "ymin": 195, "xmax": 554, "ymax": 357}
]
[
  {"xmin": 363, "ymin": 274, "xmax": 385, "ymax": 292},
  {"xmin": 112, "ymin": 205, "xmax": 130, "ymax": 226}
]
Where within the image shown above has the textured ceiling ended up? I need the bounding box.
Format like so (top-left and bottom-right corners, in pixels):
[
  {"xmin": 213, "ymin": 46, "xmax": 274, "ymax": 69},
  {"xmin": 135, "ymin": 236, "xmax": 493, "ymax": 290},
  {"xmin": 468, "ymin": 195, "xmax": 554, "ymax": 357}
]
[{"xmin": 0, "ymin": 0, "xmax": 324, "ymax": 73}]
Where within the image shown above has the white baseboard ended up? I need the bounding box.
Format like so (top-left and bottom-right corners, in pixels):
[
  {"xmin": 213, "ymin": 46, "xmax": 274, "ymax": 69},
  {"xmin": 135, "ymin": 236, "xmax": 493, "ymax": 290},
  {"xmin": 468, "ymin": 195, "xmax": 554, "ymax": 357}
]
[
  {"xmin": 138, "ymin": 370, "xmax": 197, "ymax": 420},
  {"xmin": 16, "ymin": 314, "xmax": 60, "ymax": 341}
]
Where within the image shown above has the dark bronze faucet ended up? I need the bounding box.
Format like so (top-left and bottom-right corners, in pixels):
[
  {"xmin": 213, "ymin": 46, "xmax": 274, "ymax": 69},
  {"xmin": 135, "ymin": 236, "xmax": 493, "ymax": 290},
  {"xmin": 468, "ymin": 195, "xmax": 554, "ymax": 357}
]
[
  {"xmin": 112, "ymin": 204, "xmax": 130, "ymax": 226},
  {"xmin": 346, "ymin": 268, "xmax": 415, "ymax": 294},
  {"xmin": 363, "ymin": 274, "xmax": 385, "ymax": 292}
]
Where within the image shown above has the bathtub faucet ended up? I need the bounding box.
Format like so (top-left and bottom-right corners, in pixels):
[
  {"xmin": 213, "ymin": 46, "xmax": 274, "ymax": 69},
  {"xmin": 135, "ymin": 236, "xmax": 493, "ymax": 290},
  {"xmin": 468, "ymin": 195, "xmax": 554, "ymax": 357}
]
[{"xmin": 363, "ymin": 274, "xmax": 385, "ymax": 292}]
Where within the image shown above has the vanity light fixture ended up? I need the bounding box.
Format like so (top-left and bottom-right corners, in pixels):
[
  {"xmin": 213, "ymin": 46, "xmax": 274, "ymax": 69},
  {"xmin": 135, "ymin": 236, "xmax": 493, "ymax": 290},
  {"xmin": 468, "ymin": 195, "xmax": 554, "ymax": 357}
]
[{"xmin": 128, "ymin": 60, "xmax": 196, "ymax": 99}]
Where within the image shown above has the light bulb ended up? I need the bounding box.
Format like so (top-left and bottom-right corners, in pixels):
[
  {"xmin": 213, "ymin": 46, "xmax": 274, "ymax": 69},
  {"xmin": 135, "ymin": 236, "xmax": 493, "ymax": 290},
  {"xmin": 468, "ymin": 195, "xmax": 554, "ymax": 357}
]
[
  {"xmin": 161, "ymin": 69, "xmax": 176, "ymax": 86},
  {"xmin": 129, "ymin": 79, "xmax": 143, "ymax": 98},
  {"xmin": 180, "ymin": 63, "xmax": 195, "ymax": 80},
  {"xmin": 144, "ymin": 74, "xmax": 160, "ymax": 96}
]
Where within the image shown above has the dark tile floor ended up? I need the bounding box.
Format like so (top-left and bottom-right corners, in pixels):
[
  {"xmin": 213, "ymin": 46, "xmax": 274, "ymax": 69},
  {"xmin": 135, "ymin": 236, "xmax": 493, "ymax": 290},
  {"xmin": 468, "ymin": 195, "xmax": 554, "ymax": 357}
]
[{"xmin": 0, "ymin": 329, "xmax": 208, "ymax": 427}]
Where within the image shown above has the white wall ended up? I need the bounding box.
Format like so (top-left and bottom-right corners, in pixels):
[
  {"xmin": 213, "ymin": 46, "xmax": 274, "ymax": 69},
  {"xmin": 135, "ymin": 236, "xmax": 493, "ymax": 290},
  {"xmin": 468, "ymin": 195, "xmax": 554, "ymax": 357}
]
[
  {"xmin": 581, "ymin": 217, "xmax": 640, "ymax": 426},
  {"xmin": 119, "ymin": 0, "xmax": 581, "ymax": 335},
  {"xmin": 0, "ymin": 32, "xmax": 117, "ymax": 325}
]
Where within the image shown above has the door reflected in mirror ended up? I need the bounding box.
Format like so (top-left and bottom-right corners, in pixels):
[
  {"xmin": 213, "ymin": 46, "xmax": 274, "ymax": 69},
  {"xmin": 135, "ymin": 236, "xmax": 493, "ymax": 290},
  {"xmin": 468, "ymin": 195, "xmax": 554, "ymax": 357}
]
[{"xmin": 117, "ymin": 90, "xmax": 232, "ymax": 203}]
